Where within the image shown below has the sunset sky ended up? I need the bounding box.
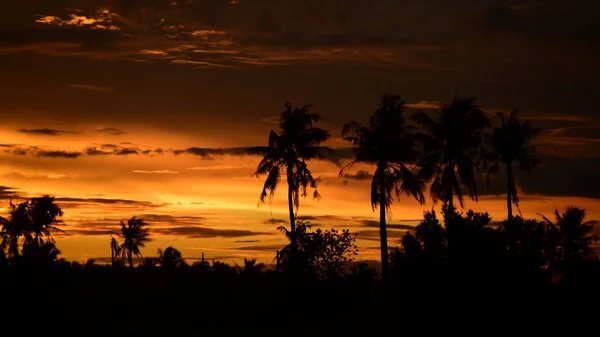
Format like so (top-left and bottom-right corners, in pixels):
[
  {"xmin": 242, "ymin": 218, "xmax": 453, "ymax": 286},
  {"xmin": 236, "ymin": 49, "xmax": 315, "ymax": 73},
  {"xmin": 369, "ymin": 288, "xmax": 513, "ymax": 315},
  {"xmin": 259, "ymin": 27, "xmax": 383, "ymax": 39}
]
[{"xmin": 1, "ymin": 0, "xmax": 599, "ymax": 264}]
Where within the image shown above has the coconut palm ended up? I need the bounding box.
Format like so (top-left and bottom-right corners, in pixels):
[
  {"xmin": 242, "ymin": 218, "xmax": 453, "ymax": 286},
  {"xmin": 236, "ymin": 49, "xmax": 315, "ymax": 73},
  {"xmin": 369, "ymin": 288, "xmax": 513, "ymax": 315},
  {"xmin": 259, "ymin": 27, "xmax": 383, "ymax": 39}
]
[
  {"xmin": 542, "ymin": 206, "xmax": 598, "ymax": 261},
  {"xmin": 485, "ymin": 110, "xmax": 542, "ymax": 220},
  {"xmin": 341, "ymin": 94, "xmax": 426, "ymax": 280},
  {"xmin": 247, "ymin": 102, "xmax": 332, "ymax": 269},
  {"xmin": 0, "ymin": 201, "xmax": 32, "ymax": 258},
  {"xmin": 110, "ymin": 236, "xmax": 119, "ymax": 267},
  {"xmin": 411, "ymin": 96, "xmax": 490, "ymax": 208},
  {"xmin": 240, "ymin": 258, "xmax": 266, "ymax": 274},
  {"xmin": 27, "ymin": 195, "xmax": 65, "ymax": 245},
  {"xmin": 157, "ymin": 246, "xmax": 186, "ymax": 268},
  {"xmin": 116, "ymin": 217, "xmax": 152, "ymax": 268}
]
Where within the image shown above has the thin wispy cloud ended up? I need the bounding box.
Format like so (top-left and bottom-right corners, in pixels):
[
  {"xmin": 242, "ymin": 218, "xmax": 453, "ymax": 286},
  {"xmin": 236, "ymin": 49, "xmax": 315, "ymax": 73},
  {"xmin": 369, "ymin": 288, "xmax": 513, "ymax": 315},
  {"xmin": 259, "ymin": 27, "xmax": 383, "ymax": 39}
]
[
  {"xmin": 133, "ymin": 170, "xmax": 179, "ymax": 174},
  {"xmin": 68, "ymin": 84, "xmax": 115, "ymax": 92},
  {"xmin": 406, "ymin": 101, "xmax": 443, "ymax": 109}
]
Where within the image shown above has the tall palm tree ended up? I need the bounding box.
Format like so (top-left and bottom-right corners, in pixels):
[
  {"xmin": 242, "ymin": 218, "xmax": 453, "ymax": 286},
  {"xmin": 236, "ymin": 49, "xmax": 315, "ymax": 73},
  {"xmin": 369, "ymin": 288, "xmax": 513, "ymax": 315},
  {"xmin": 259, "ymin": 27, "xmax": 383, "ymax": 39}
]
[
  {"xmin": 341, "ymin": 94, "xmax": 426, "ymax": 280},
  {"xmin": 247, "ymin": 102, "xmax": 332, "ymax": 269},
  {"xmin": 117, "ymin": 217, "xmax": 152, "ymax": 268},
  {"xmin": 411, "ymin": 96, "xmax": 490, "ymax": 208},
  {"xmin": 485, "ymin": 110, "xmax": 542, "ymax": 221},
  {"xmin": 542, "ymin": 207, "xmax": 598, "ymax": 261},
  {"xmin": 110, "ymin": 236, "xmax": 119, "ymax": 267},
  {"xmin": 157, "ymin": 246, "xmax": 186, "ymax": 268}
]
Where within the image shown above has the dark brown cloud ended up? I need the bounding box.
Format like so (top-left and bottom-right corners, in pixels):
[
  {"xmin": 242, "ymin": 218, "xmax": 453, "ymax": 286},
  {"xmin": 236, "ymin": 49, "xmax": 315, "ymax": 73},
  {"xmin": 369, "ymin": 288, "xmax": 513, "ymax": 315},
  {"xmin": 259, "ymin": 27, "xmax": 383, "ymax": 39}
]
[
  {"xmin": 153, "ymin": 226, "xmax": 272, "ymax": 238},
  {"xmin": 96, "ymin": 128, "xmax": 127, "ymax": 135},
  {"xmin": 18, "ymin": 128, "xmax": 77, "ymax": 136}
]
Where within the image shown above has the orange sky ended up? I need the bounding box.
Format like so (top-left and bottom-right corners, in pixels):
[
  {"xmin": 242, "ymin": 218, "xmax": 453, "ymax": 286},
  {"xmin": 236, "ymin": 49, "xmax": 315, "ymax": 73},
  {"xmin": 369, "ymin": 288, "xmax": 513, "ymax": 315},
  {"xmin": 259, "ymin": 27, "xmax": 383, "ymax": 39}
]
[{"xmin": 1, "ymin": 0, "xmax": 599, "ymax": 264}]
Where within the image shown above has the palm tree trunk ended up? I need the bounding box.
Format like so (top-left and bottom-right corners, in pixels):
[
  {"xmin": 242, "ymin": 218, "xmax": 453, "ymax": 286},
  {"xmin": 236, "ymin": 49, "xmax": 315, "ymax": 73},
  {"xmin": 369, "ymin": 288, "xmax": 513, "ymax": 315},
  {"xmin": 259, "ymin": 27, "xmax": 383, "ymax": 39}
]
[
  {"xmin": 447, "ymin": 162, "xmax": 454, "ymax": 210},
  {"xmin": 379, "ymin": 166, "xmax": 390, "ymax": 282},
  {"xmin": 128, "ymin": 250, "xmax": 133, "ymax": 268},
  {"xmin": 506, "ymin": 162, "xmax": 514, "ymax": 221},
  {"xmin": 286, "ymin": 165, "xmax": 297, "ymax": 274}
]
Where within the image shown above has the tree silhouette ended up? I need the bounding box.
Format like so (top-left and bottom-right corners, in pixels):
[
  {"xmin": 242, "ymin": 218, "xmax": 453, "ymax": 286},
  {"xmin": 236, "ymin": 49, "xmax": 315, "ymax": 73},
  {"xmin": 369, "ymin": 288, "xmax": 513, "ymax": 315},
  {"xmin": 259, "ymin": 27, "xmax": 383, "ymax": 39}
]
[
  {"xmin": 341, "ymin": 94, "xmax": 425, "ymax": 280},
  {"xmin": 27, "ymin": 196, "xmax": 65, "ymax": 245},
  {"xmin": 116, "ymin": 217, "xmax": 152, "ymax": 268},
  {"xmin": 110, "ymin": 236, "xmax": 119, "ymax": 267},
  {"xmin": 157, "ymin": 246, "xmax": 186, "ymax": 269},
  {"xmin": 412, "ymin": 96, "xmax": 490, "ymax": 208},
  {"xmin": 19, "ymin": 241, "xmax": 62, "ymax": 266},
  {"xmin": 240, "ymin": 258, "xmax": 265, "ymax": 275},
  {"xmin": 0, "ymin": 196, "xmax": 64, "ymax": 259},
  {"xmin": 485, "ymin": 110, "xmax": 542, "ymax": 220},
  {"xmin": 247, "ymin": 102, "xmax": 332, "ymax": 270},
  {"xmin": 0, "ymin": 201, "xmax": 32, "ymax": 258},
  {"xmin": 542, "ymin": 206, "xmax": 598, "ymax": 261}
]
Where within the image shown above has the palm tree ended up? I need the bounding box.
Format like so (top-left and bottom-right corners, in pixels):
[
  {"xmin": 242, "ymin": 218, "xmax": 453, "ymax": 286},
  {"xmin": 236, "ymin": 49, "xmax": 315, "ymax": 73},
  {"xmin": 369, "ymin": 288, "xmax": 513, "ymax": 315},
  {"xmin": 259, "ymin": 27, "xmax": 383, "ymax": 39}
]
[
  {"xmin": 110, "ymin": 236, "xmax": 119, "ymax": 267},
  {"xmin": 411, "ymin": 96, "xmax": 490, "ymax": 208},
  {"xmin": 27, "ymin": 195, "xmax": 65, "ymax": 245},
  {"xmin": 247, "ymin": 102, "xmax": 332, "ymax": 269},
  {"xmin": 240, "ymin": 258, "xmax": 266, "ymax": 274},
  {"xmin": 157, "ymin": 246, "xmax": 186, "ymax": 268},
  {"xmin": 341, "ymin": 94, "xmax": 426, "ymax": 280},
  {"xmin": 485, "ymin": 110, "xmax": 542, "ymax": 221},
  {"xmin": 277, "ymin": 221, "xmax": 313, "ymax": 267},
  {"xmin": 542, "ymin": 207, "xmax": 598, "ymax": 261},
  {"xmin": 117, "ymin": 217, "xmax": 152, "ymax": 268},
  {"xmin": 0, "ymin": 201, "xmax": 32, "ymax": 258}
]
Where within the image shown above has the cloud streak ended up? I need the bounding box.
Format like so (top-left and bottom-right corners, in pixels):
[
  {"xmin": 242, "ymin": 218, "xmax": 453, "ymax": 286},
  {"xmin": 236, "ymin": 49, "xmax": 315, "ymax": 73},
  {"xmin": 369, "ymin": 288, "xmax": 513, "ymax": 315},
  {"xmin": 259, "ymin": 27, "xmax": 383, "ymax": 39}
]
[
  {"xmin": 18, "ymin": 128, "xmax": 77, "ymax": 136},
  {"xmin": 68, "ymin": 84, "xmax": 115, "ymax": 92}
]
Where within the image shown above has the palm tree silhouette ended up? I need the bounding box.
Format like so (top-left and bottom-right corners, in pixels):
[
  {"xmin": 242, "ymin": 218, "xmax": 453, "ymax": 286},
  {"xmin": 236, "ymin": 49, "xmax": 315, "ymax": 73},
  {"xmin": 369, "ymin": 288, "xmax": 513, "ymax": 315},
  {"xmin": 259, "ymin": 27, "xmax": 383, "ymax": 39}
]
[
  {"xmin": 0, "ymin": 201, "xmax": 32, "ymax": 258},
  {"xmin": 412, "ymin": 96, "xmax": 490, "ymax": 208},
  {"xmin": 116, "ymin": 217, "xmax": 152, "ymax": 268},
  {"xmin": 247, "ymin": 102, "xmax": 332, "ymax": 270},
  {"xmin": 157, "ymin": 246, "xmax": 186, "ymax": 268},
  {"xmin": 341, "ymin": 94, "xmax": 425, "ymax": 280},
  {"xmin": 110, "ymin": 236, "xmax": 119, "ymax": 267},
  {"xmin": 240, "ymin": 258, "xmax": 266, "ymax": 274},
  {"xmin": 277, "ymin": 221, "xmax": 313, "ymax": 267},
  {"xmin": 0, "ymin": 197, "xmax": 65, "ymax": 258},
  {"xmin": 485, "ymin": 110, "xmax": 542, "ymax": 220},
  {"xmin": 27, "ymin": 196, "xmax": 65, "ymax": 245},
  {"xmin": 542, "ymin": 207, "xmax": 598, "ymax": 261}
]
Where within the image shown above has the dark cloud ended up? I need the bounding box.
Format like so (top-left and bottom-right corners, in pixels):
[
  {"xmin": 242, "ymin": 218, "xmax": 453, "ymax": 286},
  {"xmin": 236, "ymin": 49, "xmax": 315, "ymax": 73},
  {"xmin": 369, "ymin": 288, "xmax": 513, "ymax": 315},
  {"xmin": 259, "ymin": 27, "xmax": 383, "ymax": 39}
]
[
  {"xmin": 173, "ymin": 147, "xmax": 248, "ymax": 159},
  {"xmin": 96, "ymin": 128, "xmax": 127, "ymax": 136},
  {"xmin": 54, "ymin": 197, "xmax": 163, "ymax": 208},
  {"xmin": 358, "ymin": 230, "xmax": 408, "ymax": 241},
  {"xmin": 263, "ymin": 218, "xmax": 287, "ymax": 225},
  {"xmin": 64, "ymin": 229, "xmax": 116, "ymax": 236},
  {"xmin": 114, "ymin": 148, "xmax": 139, "ymax": 155},
  {"xmin": 482, "ymin": 153, "xmax": 600, "ymax": 199},
  {"xmin": 481, "ymin": 5, "xmax": 526, "ymax": 34},
  {"xmin": 234, "ymin": 240, "xmax": 260, "ymax": 243},
  {"xmin": 18, "ymin": 128, "xmax": 76, "ymax": 136},
  {"xmin": 0, "ymin": 185, "xmax": 21, "ymax": 199},
  {"xmin": 153, "ymin": 226, "xmax": 271, "ymax": 238},
  {"xmin": 343, "ymin": 170, "xmax": 372, "ymax": 181},
  {"xmin": 84, "ymin": 147, "xmax": 112, "ymax": 156},
  {"xmin": 35, "ymin": 150, "xmax": 82, "ymax": 159},
  {"xmin": 138, "ymin": 214, "xmax": 206, "ymax": 225},
  {"xmin": 235, "ymin": 244, "xmax": 284, "ymax": 251},
  {"xmin": 359, "ymin": 220, "xmax": 414, "ymax": 230}
]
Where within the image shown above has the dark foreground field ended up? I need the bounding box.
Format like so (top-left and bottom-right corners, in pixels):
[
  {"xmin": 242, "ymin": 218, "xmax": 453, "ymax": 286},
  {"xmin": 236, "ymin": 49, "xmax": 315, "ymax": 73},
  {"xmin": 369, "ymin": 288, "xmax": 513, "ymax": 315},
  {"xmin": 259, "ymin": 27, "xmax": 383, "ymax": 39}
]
[{"xmin": 3, "ymin": 262, "xmax": 598, "ymax": 337}]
